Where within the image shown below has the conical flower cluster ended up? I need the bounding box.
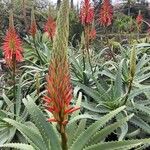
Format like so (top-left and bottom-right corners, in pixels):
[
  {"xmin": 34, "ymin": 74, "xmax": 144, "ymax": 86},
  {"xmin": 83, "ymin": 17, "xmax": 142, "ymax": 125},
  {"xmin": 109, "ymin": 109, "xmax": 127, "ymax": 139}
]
[
  {"xmin": 2, "ymin": 12, "xmax": 23, "ymax": 66},
  {"xmin": 29, "ymin": 8, "xmax": 37, "ymax": 38},
  {"xmin": 99, "ymin": 0, "xmax": 113, "ymax": 26},
  {"xmin": 44, "ymin": 16, "xmax": 56, "ymax": 41},
  {"xmin": 80, "ymin": 0, "xmax": 94, "ymax": 25},
  {"xmin": 136, "ymin": 10, "xmax": 143, "ymax": 30},
  {"xmin": 44, "ymin": 0, "xmax": 79, "ymax": 125},
  {"xmin": 44, "ymin": 58, "xmax": 79, "ymax": 125}
]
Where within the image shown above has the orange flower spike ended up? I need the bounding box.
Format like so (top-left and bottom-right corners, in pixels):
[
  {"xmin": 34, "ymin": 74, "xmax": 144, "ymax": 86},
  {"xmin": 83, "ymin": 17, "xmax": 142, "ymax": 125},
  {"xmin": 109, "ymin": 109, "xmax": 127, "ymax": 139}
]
[
  {"xmin": 99, "ymin": 0, "xmax": 113, "ymax": 27},
  {"xmin": 44, "ymin": 0, "xmax": 80, "ymax": 128},
  {"xmin": 2, "ymin": 11, "xmax": 23, "ymax": 66},
  {"xmin": 44, "ymin": 59, "xmax": 80, "ymax": 124},
  {"xmin": 136, "ymin": 10, "xmax": 143, "ymax": 29},
  {"xmin": 29, "ymin": 8, "xmax": 37, "ymax": 38},
  {"xmin": 80, "ymin": 0, "xmax": 94, "ymax": 25},
  {"xmin": 44, "ymin": 16, "xmax": 56, "ymax": 41}
]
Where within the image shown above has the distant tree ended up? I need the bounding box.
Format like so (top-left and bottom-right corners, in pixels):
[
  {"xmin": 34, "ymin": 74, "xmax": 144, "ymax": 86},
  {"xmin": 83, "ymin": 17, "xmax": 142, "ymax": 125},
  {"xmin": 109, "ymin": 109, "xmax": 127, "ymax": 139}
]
[
  {"xmin": 57, "ymin": 0, "xmax": 61, "ymax": 9},
  {"xmin": 71, "ymin": 0, "xmax": 73, "ymax": 9},
  {"xmin": 22, "ymin": 0, "xmax": 28, "ymax": 30},
  {"xmin": 0, "ymin": 0, "xmax": 52, "ymax": 37}
]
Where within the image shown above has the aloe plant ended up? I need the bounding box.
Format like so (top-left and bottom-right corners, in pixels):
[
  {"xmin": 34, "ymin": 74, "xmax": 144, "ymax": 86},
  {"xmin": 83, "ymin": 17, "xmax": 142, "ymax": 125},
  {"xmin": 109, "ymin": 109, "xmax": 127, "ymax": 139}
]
[
  {"xmin": 76, "ymin": 44, "xmax": 150, "ymax": 138},
  {"xmin": 24, "ymin": 31, "xmax": 52, "ymax": 65},
  {"xmin": 0, "ymin": 76, "xmax": 39, "ymax": 145}
]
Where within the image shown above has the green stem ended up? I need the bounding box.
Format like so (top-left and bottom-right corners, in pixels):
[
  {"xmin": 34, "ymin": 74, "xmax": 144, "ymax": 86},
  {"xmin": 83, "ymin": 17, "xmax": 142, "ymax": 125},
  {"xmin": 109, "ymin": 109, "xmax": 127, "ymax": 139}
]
[
  {"xmin": 82, "ymin": 45, "xmax": 86, "ymax": 84},
  {"xmin": 59, "ymin": 123, "xmax": 68, "ymax": 150},
  {"xmin": 12, "ymin": 54, "xmax": 16, "ymax": 116},
  {"xmin": 123, "ymin": 78, "xmax": 133, "ymax": 105},
  {"xmin": 105, "ymin": 28, "xmax": 116, "ymax": 62},
  {"xmin": 110, "ymin": 46, "xmax": 117, "ymax": 62},
  {"xmin": 85, "ymin": 25, "xmax": 94, "ymax": 75},
  {"xmin": 35, "ymin": 72, "xmax": 40, "ymax": 96}
]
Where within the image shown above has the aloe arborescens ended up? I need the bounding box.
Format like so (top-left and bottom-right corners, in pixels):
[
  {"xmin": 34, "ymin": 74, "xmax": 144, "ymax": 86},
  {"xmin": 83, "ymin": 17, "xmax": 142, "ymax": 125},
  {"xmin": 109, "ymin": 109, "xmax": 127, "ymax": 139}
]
[
  {"xmin": 80, "ymin": 0, "xmax": 95, "ymax": 75},
  {"xmin": 2, "ymin": 10, "xmax": 23, "ymax": 103},
  {"xmin": 44, "ymin": 0, "xmax": 79, "ymax": 150},
  {"xmin": 99, "ymin": 0, "xmax": 113, "ymax": 27},
  {"xmin": 44, "ymin": 8, "xmax": 56, "ymax": 42},
  {"xmin": 29, "ymin": 8, "xmax": 37, "ymax": 38},
  {"xmin": 2, "ymin": 11, "xmax": 23, "ymax": 67}
]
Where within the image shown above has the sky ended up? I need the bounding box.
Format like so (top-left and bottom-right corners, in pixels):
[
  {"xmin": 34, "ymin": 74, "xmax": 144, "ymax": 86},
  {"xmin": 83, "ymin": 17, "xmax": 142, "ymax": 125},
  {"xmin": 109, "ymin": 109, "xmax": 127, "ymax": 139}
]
[
  {"xmin": 49, "ymin": 0, "xmax": 80, "ymax": 5},
  {"xmin": 49, "ymin": 0, "xmax": 150, "ymax": 5}
]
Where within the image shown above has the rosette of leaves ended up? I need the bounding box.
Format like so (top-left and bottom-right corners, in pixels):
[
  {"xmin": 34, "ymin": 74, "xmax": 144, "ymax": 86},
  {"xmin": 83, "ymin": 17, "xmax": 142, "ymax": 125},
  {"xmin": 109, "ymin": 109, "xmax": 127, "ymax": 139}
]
[
  {"xmin": 70, "ymin": 50, "xmax": 99, "ymax": 86},
  {"xmin": 69, "ymin": 34, "xmax": 99, "ymax": 86},
  {"xmin": 24, "ymin": 31, "xmax": 52, "ymax": 65},
  {"xmin": 22, "ymin": 31, "xmax": 53, "ymax": 95},
  {"xmin": 0, "ymin": 76, "xmax": 38, "ymax": 145},
  {"xmin": 77, "ymin": 44, "xmax": 150, "ymax": 139}
]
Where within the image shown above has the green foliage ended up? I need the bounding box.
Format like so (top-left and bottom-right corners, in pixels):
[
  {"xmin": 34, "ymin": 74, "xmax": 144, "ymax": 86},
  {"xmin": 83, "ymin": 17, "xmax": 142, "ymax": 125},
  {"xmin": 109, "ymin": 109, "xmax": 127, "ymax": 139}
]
[
  {"xmin": 113, "ymin": 13, "xmax": 136, "ymax": 33},
  {"xmin": 70, "ymin": 47, "xmax": 99, "ymax": 86},
  {"xmin": 76, "ymin": 43, "xmax": 150, "ymax": 139},
  {"xmin": 1, "ymin": 96, "xmax": 150, "ymax": 150},
  {"xmin": 0, "ymin": 0, "xmax": 150, "ymax": 149},
  {"xmin": 24, "ymin": 31, "xmax": 52, "ymax": 65},
  {"xmin": 0, "ymin": 81, "xmax": 28, "ymax": 144},
  {"xmin": 0, "ymin": 49, "xmax": 3, "ymax": 58},
  {"xmin": 69, "ymin": 10, "xmax": 82, "ymax": 47}
]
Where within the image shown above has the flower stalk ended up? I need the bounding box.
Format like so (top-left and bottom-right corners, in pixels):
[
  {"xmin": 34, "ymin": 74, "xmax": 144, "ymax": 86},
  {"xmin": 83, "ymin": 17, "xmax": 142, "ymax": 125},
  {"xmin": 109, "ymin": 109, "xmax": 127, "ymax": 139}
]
[
  {"xmin": 44, "ymin": 6, "xmax": 56, "ymax": 42},
  {"xmin": 80, "ymin": 0, "xmax": 94, "ymax": 75},
  {"xmin": 44, "ymin": 1, "xmax": 79, "ymax": 150},
  {"xmin": 84, "ymin": 25, "xmax": 94, "ymax": 74},
  {"xmin": 29, "ymin": 8, "xmax": 37, "ymax": 38},
  {"xmin": 124, "ymin": 46, "xmax": 136, "ymax": 105},
  {"xmin": 12, "ymin": 54, "xmax": 16, "ymax": 101},
  {"xmin": 136, "ymin": 10, "xmax": 143, "ymax": 39},
  {"xmin": 60, "ymin": 125, "xmax": 68, "ymax": 150},
  {"xmin": 2, "ymin": 10, "xmax": 23, "ymax": 118},
  {"xmin": 29, "ymin": 8, "xmax": 43, "ymax": 64},
  {"xmin": 3, "ymin": 10, "xmax": 23, "ymax": 97}
]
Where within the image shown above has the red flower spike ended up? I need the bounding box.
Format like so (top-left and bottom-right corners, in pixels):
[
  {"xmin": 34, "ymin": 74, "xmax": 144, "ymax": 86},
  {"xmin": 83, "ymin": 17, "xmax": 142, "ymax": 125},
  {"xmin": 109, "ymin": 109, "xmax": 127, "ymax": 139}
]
[
  {"xmin": 99, "ymin": 0, "xmax": 113, "ymax": 27},
  {"xmin": 136, "ymin": 10, "xmax": 143, "ymax": 29},
  {"xmin": 80, "ymin": 0, "xmax": 94, "ymax": 25},
  {"xmin": 44, "ymin": 16, "xmax": 56, "ymax": 41},
  {"xmin": 2, "ymin": 13, "xmax": 23, "ymax": 66},
  {"xmin": 44, "ymin": 59, "xmax": 80, "ymax": 125},
  {"xmin": 29, "ymin": 8, "xmax": 37, "ymax": 37}
]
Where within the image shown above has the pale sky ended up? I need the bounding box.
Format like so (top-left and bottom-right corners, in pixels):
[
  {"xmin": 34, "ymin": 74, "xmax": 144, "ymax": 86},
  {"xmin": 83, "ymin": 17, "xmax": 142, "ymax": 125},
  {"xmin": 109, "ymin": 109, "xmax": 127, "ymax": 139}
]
[
  {"xmin": 49, "ymin": 0, "xmax": 150, "ymax": 5},
  {"xmin": 49, "ymin": 0, "xmax": 81, "ymax": 5}
]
